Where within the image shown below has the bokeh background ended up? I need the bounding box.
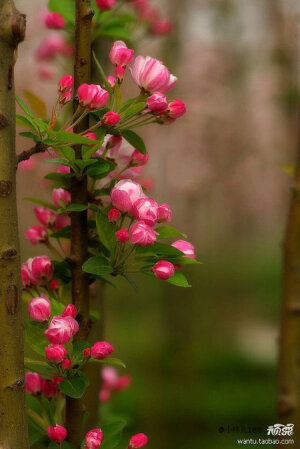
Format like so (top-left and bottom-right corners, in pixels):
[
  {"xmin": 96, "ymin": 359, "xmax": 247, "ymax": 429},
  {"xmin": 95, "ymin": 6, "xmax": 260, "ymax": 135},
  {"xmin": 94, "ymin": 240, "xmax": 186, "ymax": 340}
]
[{"xmin": 15, "ymin": 0, "xmax": 300, "ymax": 447}]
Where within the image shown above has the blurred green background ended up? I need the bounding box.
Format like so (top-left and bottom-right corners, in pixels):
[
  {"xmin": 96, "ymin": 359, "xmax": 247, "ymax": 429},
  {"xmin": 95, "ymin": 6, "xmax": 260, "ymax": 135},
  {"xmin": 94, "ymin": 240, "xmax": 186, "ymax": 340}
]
[{"xmin": 15, "ymin": 0, "xmax": 298, "ymax": 447}]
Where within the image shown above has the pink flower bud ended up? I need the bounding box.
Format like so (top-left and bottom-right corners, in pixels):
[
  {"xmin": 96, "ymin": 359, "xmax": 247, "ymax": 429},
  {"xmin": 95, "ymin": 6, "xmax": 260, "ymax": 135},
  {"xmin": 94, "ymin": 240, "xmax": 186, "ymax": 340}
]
[
  {"xmin": 59, "ymin": 89, "xmax": 72, "ymax": 105},
  {"xmin": 84, "ymin": 428, "xmax": 104, "ymax": 449},
  {"xmin": 45, "ymin": 344, "xmax": 68, "ymax": 363},
  {"xmin": 130, "ymin": 221, "xmax": 158, "ymax": 246},
  {"xmin": 25, "ymin": 372, "xmax": 42, "ymax": 395},
  {"xmin": 129, "ymin": 433, "xmax": 148, "ymax": 448},
  {"xmin": 47, "ymin": 424, "xmax": 67, "ymax": 443},
  {"xmin": 36, "ymin": 35, "xmax": 72, "ymax": 61},
  {"xmin": 55, "ymin": 214, "xmax": 71, "ymax": 230},
  {"xmin": 131, "ymin": 150, "xmax": 149, "ymax": 166},
  {"xmin": 62, "ymin": 304, "xmax": 77, "ymax": 319},
  {"xmin": 152, "ymin": 260, "xmax": 175, "ymax": 280},
  {"xmin": 108, "ymin": 135, "xmax": 122, "ymax": 149},
  {"xmin": 168, "ymin": 100, "xmax": 186, "ymax": 118},
  {"xmin": 52, "ymin": 188, "xmax": 71, "ymax": 208},
  {"xmin": 111, "ymin": 179, "xmax": 143, "ymax": 212},
  {"xmin": 96, "ymin": 0, "xmax": 116, "ymax": 10},
  {"xmin": 108, "ymin": 208, "xmax": 121, "ymax": 223},
  {"xmin": 115, "ymin": 65, "xmax": 125, "ymax": 81},
  {"xmin": 132, "ymin": 198, "xmax": 158, "ymax": 227},
  {"xmin": 91, "ymin": 341, "xmax": 114, "ymax": 360},
  {"xmin": 58, "ymin": 164, "xmax": 71, "ymax": 174},
  {"xmin": 19, "ymin": 158, "xmax": 36, "ymax": 171},
  {"xmin": 109, "ymin": 41, "xmax": 134, "ymax": 67},
  {"xmin": 151, "ymin": 19, "xmax": 172, "ymax": 35},
  {"xmin": 130, "ymin": 56, "xmax": 177, "ymax": 93},
  {"xmin": 115, "ymin": 374, "xmax": 131, "ymax": 391},
  {"xmin": 58, "ymin": 75, "xmax": 73, "ymax": 92},
  {"xmin": 25, "ymin": 225, "xmax": 47, "ymax": 245},
  {"xmin": 38, "ymin": 66, "xmax": 54, "ymax": 80},
  {"xmin": 61, "ymin": 358, "xmax": 72, "ymax": 370},
  {"xmin": 34, "ymin": 207, "xmax": 57, "ymax": 227},
  {"xmin": 107, "ymin": 75, "xmax": 116, "ymax": 88},
  {"xmin": 41, "ymin": 379, "xmax": 58, "ymax": 398},
  {"xmin": 28, "ymin": 296, "xmax": 51, "ymax": 322},
  {"xmin": 101, "ymin": 367, "xmax": 119, "ymax": 389},
  {"xmin": 45, "ymin": 316, "xmax": 74, "ymax": 344},
  {"xmin": 21, "ymin": 261, "xmax": 34, "ymax": 288},
  {"xmin": 99, "ymin": 388, "xmax": 111, "ymax": 402},
  {"xmin": 157, "ymin": 203, "xmax": 172, "ymax": 223},
  {"xmin": 84, "ymin": 132, "xmax": 98, "ymax": 140},
  {"xmin": 116, "ymin": 228, "xmax": 129, "ymax": 243},
  {"xmin": 44, "ymin": 12, "xmax": 65, "ymax": 29},
  {"xmin": 64, "ymin": 316, "xmax": 80, "ymax": 336},
  {"xmin": 84, "ymin": 348, "xmax": 91, "ymax": 358},
  {"xmin": 31, "ymin": 256, "xmax": 54, "ymax": 284},
  {"xmin": 102, "ymin": 111, "xmax": 121, "ymax": 125},
  {"xmin": 77, "ymin": 84, "xmax": 109, "ymax": 110},
  {"xmin": 147, "ymin": 92, "xmax": 168, "ymax": 114},
  {"xmin": 171, "ymin": 240, "xmax": 196, "ymax": 258},
  {"xmin": 50, "ymin": 280, "xmax": 59, "ymax": 290}
]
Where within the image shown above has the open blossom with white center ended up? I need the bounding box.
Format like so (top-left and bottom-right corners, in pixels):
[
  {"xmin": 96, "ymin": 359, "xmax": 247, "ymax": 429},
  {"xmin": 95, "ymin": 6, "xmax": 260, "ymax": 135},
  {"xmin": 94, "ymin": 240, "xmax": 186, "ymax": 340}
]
[{"xmin": 130, "ymin": 56, "xmax": 177, "ymax": 93}]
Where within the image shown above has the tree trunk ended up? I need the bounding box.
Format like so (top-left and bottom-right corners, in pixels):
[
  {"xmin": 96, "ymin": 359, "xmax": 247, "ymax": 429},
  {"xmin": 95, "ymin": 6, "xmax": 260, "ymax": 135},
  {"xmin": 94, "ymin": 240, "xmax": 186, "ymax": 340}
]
[
  {"xmin": 66, "ymin": 1, "xmax": 93, "ymax": 447},
  {"xmin": 0, "ymin": 1, "xmax": 28, "ymax": 448}
]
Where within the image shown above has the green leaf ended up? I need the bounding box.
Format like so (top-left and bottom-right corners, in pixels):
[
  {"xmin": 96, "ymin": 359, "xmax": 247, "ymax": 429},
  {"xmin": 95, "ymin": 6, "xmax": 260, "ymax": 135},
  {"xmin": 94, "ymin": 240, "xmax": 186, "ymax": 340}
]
[
  {"xmin": 118, "ymin": 96, "xmax": 148, "ymax": 114},
  {"xmin": 23, "ymin": 197, "xmax": 57, "ymax": 210},
  {"xmin": 61, "ymin": 442, "xmax": 76, "ymax": 449},
  {"xmin": 121, "ymin": 129, "xmax": 146, "ymax": 154},
  {"xmin": 90, "ymin": 357, "xmax": 126, "ymax": 369},
  {"xmin": 53, "ymin": 260, "xmax": 72, "ymax": 283},
  {"xmin": 48, "ymin": 442, "xmax": 60, "ymax": 449},
  {"xmin": 23, "ymin": 90, "xmax": 47, "ymax": 119},
  {"xmin": 51, "ymin": 226, "xmax": 71, "ymax": 239},
  {"xmin": 156, "ymin": 225, "xmax": 187, "ymax": 239},
  {"xmin": 96, "ymin": 27, "xmax": 131, "ymax": 41},
  {"xmin": 54, "ymin": 146, "xmax": 75, "ymax": 161},
  {"xmin": 82, "ymin": 256, "xmax": 113, "ymax": 276},
  {"xmin": 25, "ymin": 322, "xmax": 48, "ymax": 356},
  {"xmin": 46, "ymin": 158, "xmax": 74, "ymax": 168},
  {"xmin": 86, "ymin": 159, "xmax": 115, "ymax": 179},
  {"xmin": 46, "ymin": 130, "xmax": 99, "ymax": 147},
  {"xmin": 16, "ymin": 95, "xmax": 35, "ymax": 116},
  {"xmin": 59, "ymin": 373, "xmax": 87, "ymax": 399},
  {"xmin": 120, "ymin": 102, "xmax": 146, "ymax": 122},
  {"xmin": 100, "ymin": 421, "xmax": 127, "ymax": 449},
  {"xmin": 57, "ymin": 204, "xmax": 88, "ymax": 213},
  {"xmin": 71, "ymin": 341, "xmax": 90, "ymax": 365},
  {"xmin": 136, "ymin": 242, "xmax": 184, "ymax": 258},
  {"xmin": 49, "ymin": 297, "xmax": 65, "ymax": 316},
  {"xmin": 24, "ymin": 358, "xmax": 51, "ymax": 376},
  {"xmin": 96, "ymin": 211, "xmax": 117, "ymax": 253},
  {"xmin": 122, "ymin": 274, "xmax": 138, "ymax": 293},
  {"xmin": 92, "ymin": 51, "xmax": 111, "ymax": 92},
  {"xmin": 16, "ymin": 114, "xmax": 39, "ymax": 133},
  {"xmin": 45, "ymin": 173, "xmax": 72, "ymax": 188},
  {"xmin": 167, "ymin": 271, "xmax": 191, "ymax": 288},
  {"xmin": 82, "ymin": 128, "xmax": 106, "ymax": 160},
  {"xmin": 48, "ymin": 0, "xmax": 75, "ymax": 22}
]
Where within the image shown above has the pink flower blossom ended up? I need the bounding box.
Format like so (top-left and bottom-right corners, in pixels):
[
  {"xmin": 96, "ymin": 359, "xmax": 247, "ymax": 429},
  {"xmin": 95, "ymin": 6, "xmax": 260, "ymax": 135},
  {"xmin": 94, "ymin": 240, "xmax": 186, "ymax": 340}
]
[
  {"xmin": 36, "ymin": 35, "xmax": 73, "ymax": 60},
  {"xmin": 132, "ymin": 198, "xmax": 158, "ymax": 226},
  {"xmin": 129, "ymin": 433, "xmax": 148, "ymax": 448},
  {"xmin": 171, "ymin": 240, "xmax": 196, "ymax": 258},
  {"xmin": 115, "ymin": 374, "xmax": 132, "ymax": 391},
  {"xmin": 52, "ymin": 188, "xmax": 71, "ymax": 208},
  {"xmin": 19, "ymin": 158, "xmax": 36, "ymax": 171},
  {"xmin": 31, "ymin": 256, "xmax": 54, "ymax": 284},
  {"xmin": 102, "ymin": 111, "xmax": 120, "ymax": 125},
  {"xmin": 38, "ymin": 66, "xmax": 54, "ymax": 80},
  {"xmin": 77, "ymin": 84, "xmax": 109, "ymax": 110},
  {"xmin": 84, "ymin": 132, "xmax": 98, "ymax": 140},
  {"xmin": 91, "ymin": 341, "xmax": 114, "ymax": 360},
  {"xmin": 99, "ymin": 388, "xmax": 111, "ymax": 402},
  {"xmin": 62, "ymin": 304, "xmax": 77, "ymax": 319},
  {"xmin": 96, "ymin": 0, "xmax": 116, "ymax": 10},
  {"xmin": 28, "ymin": 296, "xmax": 51, "ymax": 322},
  {"xmin": 45, "ymin": 316, "xmax": 74, "ymax": 344},
  {"xmin": 84, "ymin": 348, "xmax": 91, "ymax": 358},
  {"xmin": 151, "ymin": 19, "xmax": 172, "ymax": 35},
  {"xmin": 107, "ymin": 75, "xmax": 116, "ymax": 88},
  {"xmin": 41, "ymin": 379, "xmax": 58, "ymax": 398},
  {"xmin": 147, "ymin": 92, "xmax": 168, "ymax": 114},
  {"xmin": 101, "ymin": 367, "xmax": 119, "ymax": 389},
  {"xmin": 130, "ymin": 221, "xmax": 158, "ymax": 245},
  {"xmin": 131, "ymin": 150, "xmax": 149, "ymax": 166},
  {"xmin": 57, "ymin": 164, "xmax": 71, "ymax": 174},
  {"xmin": 116, "ymin": 228, "xmax": 129, "ymax": 243},
  {"xmin": 130, "ymin": 56, "xmax": 177, "ymax": 93},
  {"xmin": 109, "ymin": 41, "xmax": 134, "ymax": 67},
  {"xmin": 45, "ymin": 344, "xmax": 68, "ymax": 363},
  {"xmin": 47, "ymin": 424, "xmax": 67, "ymax": 443},
  {"xmin": 168, "ymin": 100, "xmax": 186, "ymax": 118},
  {"xmin": 152, "ymin": 260, "xmax": 175, "ymax": 280},
  {"xmin": 44, "ymin": 12, "xmax": 66, "ymax": 29},
  {"xmin": 108, "ymin": 208, "xmax": 121, "ymax": 223},
  {"xmin": 34, "ymin": 207, "xmax": 57, "ymax": 227},
  {"xmin": 50, "ymin": 279, "xmax": 59, "ymax": 290},
  {"xmin": 25, "ymin": 225, "xmax": 47, "ymax": 245},
  {"xmin": 157, "ymin": 203, "xmax": 172, "ymax": 223},
  {"xmin": 111, "ymin": 179, "xmax": 143, "ymax": 212},
  {"xmin": 84, "ymin": 428, "xmax": 104, "ymax": 449},
  {"xmin": 25, "ymin": 372, "xmax": 42, "ymax": 395},
  {"xmin": 115, "ymin": 65, "xmax": 125, "ymax": 81},
  {"xmin": 64, "ymin": 316, "xmax": 80, "ymax": 336},
  {"xmin": 55, "ymin": 214, "xmax": 71, "ymax": 230},
  {"xmin": 58, "ymin": 75, "xmax": 73, "ymax": 92},
  {"xmin": 61, "ymin": 359, "xmax": 72, "ymax": 370}
]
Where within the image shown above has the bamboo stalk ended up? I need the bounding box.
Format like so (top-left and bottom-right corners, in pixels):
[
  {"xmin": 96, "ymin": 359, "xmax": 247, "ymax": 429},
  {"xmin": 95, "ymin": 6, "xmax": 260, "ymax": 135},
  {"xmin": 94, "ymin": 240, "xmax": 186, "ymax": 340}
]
[
  {"xmin": 66, "ymin": 1, "xmax": 94, "ymax": 447},
  {"xmin": 0, "ymin": 1, "xmax": 29, "ymax": 448}
]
